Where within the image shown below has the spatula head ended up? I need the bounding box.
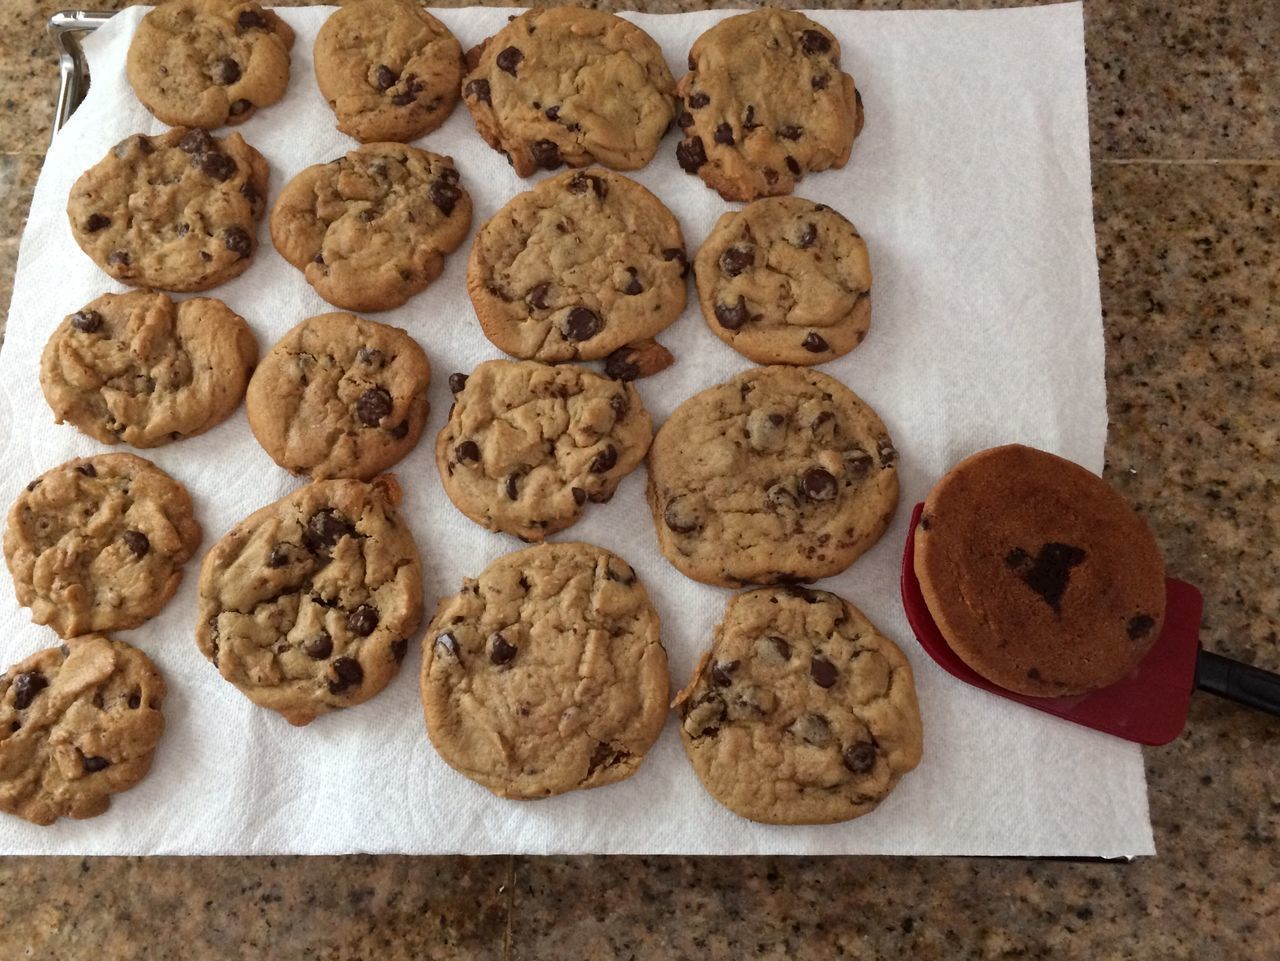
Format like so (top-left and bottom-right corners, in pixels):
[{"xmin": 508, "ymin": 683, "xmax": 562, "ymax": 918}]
[{"xmin": 901, "ymin": 503, "xmax": 1203, "ymax": 745}]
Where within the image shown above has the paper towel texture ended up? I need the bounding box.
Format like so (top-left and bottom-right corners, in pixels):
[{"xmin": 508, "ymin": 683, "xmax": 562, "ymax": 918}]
[{"xmin": 0, "ymin": 4, "xmax": 1153, "ymax": 856}]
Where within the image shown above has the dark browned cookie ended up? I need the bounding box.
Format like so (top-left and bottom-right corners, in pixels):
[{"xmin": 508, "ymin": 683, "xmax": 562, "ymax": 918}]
[{"xmin": 914, "ymin": 444, "xmax": 1167, "ymax": 697}]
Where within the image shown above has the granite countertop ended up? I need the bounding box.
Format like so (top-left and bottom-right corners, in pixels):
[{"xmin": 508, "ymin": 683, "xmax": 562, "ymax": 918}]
[{"xmin": 0, "ymin": 1, "xmax": 1277, "ymax": 958}]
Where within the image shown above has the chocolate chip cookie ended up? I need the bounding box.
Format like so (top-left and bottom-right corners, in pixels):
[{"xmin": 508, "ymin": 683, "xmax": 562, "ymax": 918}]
[
  {"xmin": 675, "ymin": 10, "xmax": 862, "ymax": 201},
  {"xmin": 4, "ymin": 454, "xmax": 202, "ymax": 638},
  {"xmin": 127, "ymin": 0, "xmax": 294, "ymax": 129},
  {"xmin": 314, "ymin": 0, "xmax": 463, "ymax": 143},
  {"xmin": 676, "ymin": 587, "xmax": 922, "ymax": 824},
  {"xmin": 67, "ymin": 128, "xmax": 269, "ymax": 292},
  {"xmin": 437, "ymin": 360, "xmax": 652, "ymax": 541},
  {"xmin": 421, "ymin": 542, "xmax": 668, "ymax": 799},
  {"xmin": 460, "ymin": 7, "xmax": 676, "ymax": 176},
  {"xmin": 914, "ymin": 444, "xmax": 1167, "ymax": 697},
  {"xmin": 196, "ymin": 474, "xmax": 423, "ymax": 726},
  {"xmin": 647, "ymin": 366, "xmax": 898, "ymax": 587},
  {"xmin": 246, "ymin": 312, "xmax": 431, "ymax": 481},
  {"xmin": 695, "ymin": 197, "xmax": 872, "ymax": 365},
  {"xmin": 467, "ymin": 169, "xmax": 687, "ymax": 362},
  {"xmin": 0, "ymin": 636, "xmax": 166, "ymax": 826},
  {"xmin": 270, "ymin": 142, "xmax": 471, "ymax": 312},
  {"xmin": 40, "ymin": 291, "xmax": 258, "ymax": 449}
]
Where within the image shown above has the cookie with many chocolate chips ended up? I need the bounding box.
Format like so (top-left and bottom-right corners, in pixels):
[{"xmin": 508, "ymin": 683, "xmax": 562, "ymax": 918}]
[
  {"xmin": 246, "ymin": 312, "xmax": 431, "ymax": 481},
  {"xmin": 4, "ymin": 454, "xmax": 202, "ymax": 638},
  {"xmin": 314, "ymin": 0, "xmax": 463, "ymax": 143},
  {"xmin": 467, "ymin": 169, "xmax": 687, "ymax": 362},
  {"xmin": 676, "ymin": 10, "xmax": 862, "ymax": 201},
  {"xmin": 460, "ymin": 7, "xmax": 676, "ymax": 177},
  {"xmin": 127, "ymin": 0, "xmax": 295, "ymax": 129},
  {"xmin": 695, "ymin": 197, "xmax": 872, "ymax": 365},
  {"xmin": 40, "ymin": 290, "xmax": 258, "ymax": 448},
  {"xmin": 914, "ymin": 444, "xmax": 1167, "ymax": 697},
  {"xmin": 270, "ymin": 142, "xmax": 472, "ymax": 312},
  {"xmin": 421, "ymin": 542, "xmax": 668, "ymax": 799},
  {"xmin": 195, "ymin": 474, "xmax": 423, "ymax": 726},
  {"xmin": 67, "ymin": 128, "xmax": 269, "ymax": 292},
  {"xmin": 647, "ymin": 366, "xmax": 898, "ymax": 587},
  {"xmin": 0, "ymin": 636, "xmax": 166, "ymax": 826},
  {"xmin": 437, "ymin": 360, "xmax": 653, "ymax": 541},
  {"xmin": 676, "ymin": 586, "xmax": 922, "ymax": 824}
]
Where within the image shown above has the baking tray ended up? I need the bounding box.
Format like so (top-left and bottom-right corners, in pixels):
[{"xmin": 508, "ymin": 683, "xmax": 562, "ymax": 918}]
[{"xmin": 48, "ymin": 10, "xmax": 116, "ymax": 141}]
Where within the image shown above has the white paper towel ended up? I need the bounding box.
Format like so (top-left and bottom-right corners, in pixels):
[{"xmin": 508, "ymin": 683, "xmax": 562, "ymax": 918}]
[{"xmin": 0, "ymin": 4, "xmax": 1153, "ymax": 856}]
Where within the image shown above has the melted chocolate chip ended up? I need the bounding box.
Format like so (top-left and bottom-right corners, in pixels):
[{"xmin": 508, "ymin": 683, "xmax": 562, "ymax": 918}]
[
  {"xmin": 623, "ymin": 268, "xmax": 643, "ymax": 296},
  {"xmin": 356, "ymin": 387, "xmax": 393, "ymax": 426},
  {"xmin": 1128, "ymin": 614, "xmax": 1156, "ymax": 640},
  {"xmin": 237, "ymin": 9, "xmax": 267, "ymax": 33},
  {"xmin": 802, "ymin": 332, "xmax": 830, "ymax": 353},
  {"xmin": 714, "ymin": 122, "xmax": 735, "ymax": 146},
  {"xmin": 347, "ymin": 605, "xmax": 379, "ymax": 637},
  {"xmin": 179, "ymin": 129, "xmax": 213, "ymax": 154},
  {"xmin": 714, "ymin": 297, "xmax": 750, "ymax": 330},
  {"xmin": 877, "ymin": 441, "xmax": 898, "ymax": 466},
  {"xmin": 1005, "ymin": 543, "xmax": 1087, "ymax": 613},
  {"xmin": 267, "ymin": 545, "xmax": 289, "ymax": 568},
  {"xmin": 780, "ymin": 124, "xmax": 804, "ymax": 141},
  {"xmin": 71, "ymin": 310, "xmax": 102, "ymax": 333},
  {"xmin": 429, "ymin": 180, "xmax": 462, "ymax": 216},
  {"xmin": 676, "ymin": 137, "xmax": 707, "ymax": 173},
  {"xmin": 223, "ymin": 226, "xmax": 252, "ymax": 258},
  {"xmin": 801, "ymin": 30, "xmax": 832, "ymax": 54},
  {"xmin": 465, "ymin": 78, "xmax": 491, "ymax": 103},
  {"xmin": 199, "ymin": 151, "xmax": 237, "ymax": 182},
  {"xmin": 568, "ymin": 172, "xmax": 608, "ymax": 200},
  {"xmin": 800, "ymin": 467, "xmax": 837, "ymax": 501},
  {"xmin": 455, "ymin": 440, "xmax": 481, "ymax": 463},
  {"xmin": 77, "ymin": 463, "xmax": 97, "ymax": 477},
  {"xmin": 214, "ymin": 57, "xmax": 241, "ymax": 85},
  {"xmin": 120, "ymin": 529, "xmax": 150, "ymax": 557},
  {"xmin": 590, "ymin": 445, "xmax": 618, "ymax": 473},
  {"xmin": 571, "ymin": 487, "xmax": 587, "ymax": 506},
  {"xmin": 663, "ymin": 499, "xmax": 701, "ymax": 534},
  {"xmin": 489, "ymin": 632, "xmax": 517, "ymax": 665},
  {"xmin": 663, "ymin": 248, "xmax": 689, "ymax": 277},
  {"xmin": 303, "ymin": 509, "xmax": 353, "ymax": 552},
  {"xmin": 526, "ymin": 282, "xmax": 552, "ymax": 310},
  {"xmin": 374, "ymin": 65, "xmax": 398, "ymax": 91},
  {"xmin": 810, "ymin": 654, "xmax": 838, "ymax": 688},
  {"xmin": 676, "ymin": 111, "xmax": 694, "ymax": 130},
  {"xmin": 719, "ymin": 246, "xmax": 754, "ymax": 277},
  {"xmin": 448, "ymin": 372, "xmax": 468, "ymax": 393},
  {"xmin": 531, "ymin": 139, "xmax": 561, "ymax": 169},
  {"xmin": 358, "ymin": 347, "xmax": 384, "ymax": 367},
  {"xmin": 565, "ymin": 307, "xmax": 602, "ymax": 341},
  {"xmin": 496, "ymin": 46, "xmax": 523, "ymax": 76},
  {"xmin": 604, "ymin": 346, "xmax": 640, "ymax": 381},
  {"xmin": 303, "ymin": 632, "xmax": 333, "ymax": 659},
  {"xmin": 797, "ymin": 223, "xmax": 818, "ymax": 248},
  {"xmin": 844, "ymin": 447, "xmax": 873, "ymax": 476},
  {"xmin": 688, "ymin": 91, "xmax": 710, "ymax": 108},
  {"xmin": 329, "ymin": 657, "xmax": 364, "ymax": 693},
  {"xmin": 769, "ymin": 636, "xmax": 792, "ymax": 660},
  {"xmin": 82, "ymin": 755, "xmax": 111, "ymax": 773},
  {"xmin": 12, "ymin": 672, "xmax": 48, "ymax": 710},
  {"xmin": 83, "ymin": 213, "xmax": 110, "ymax": 233},
  {"xmin": 843, "ymin": 741, "xmax": 877, "ymax": 774}
]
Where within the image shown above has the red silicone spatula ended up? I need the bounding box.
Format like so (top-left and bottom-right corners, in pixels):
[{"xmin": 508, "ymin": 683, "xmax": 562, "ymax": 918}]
[{"xmin": 900, "ymin": 503, "xmax": 1280, "ymax": 745}]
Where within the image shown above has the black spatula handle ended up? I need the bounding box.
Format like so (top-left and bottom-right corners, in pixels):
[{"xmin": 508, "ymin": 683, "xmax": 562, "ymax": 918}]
[{"xmin": 1195, "ymin": 650, "xmax": 1280, "ymax": 717}]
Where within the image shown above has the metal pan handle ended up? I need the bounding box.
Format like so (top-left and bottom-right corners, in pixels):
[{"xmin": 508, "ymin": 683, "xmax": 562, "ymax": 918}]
[
  {"xmin": 1195, "ymin": 650, "xmax": 1280, "ymax": 718},
  {"xmin": 47, "ymin": 10, "xmax": 117, "ymax": 141}
]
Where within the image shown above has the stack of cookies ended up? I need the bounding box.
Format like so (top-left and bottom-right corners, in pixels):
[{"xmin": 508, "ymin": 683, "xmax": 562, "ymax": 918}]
[{"xmin": 3, "ymin": 3, "xmax": 926, "ymax": 829}]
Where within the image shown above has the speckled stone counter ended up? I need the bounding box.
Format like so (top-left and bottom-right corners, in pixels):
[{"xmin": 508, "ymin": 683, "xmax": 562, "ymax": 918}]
[{"xmin": 0, "ymin": 2, "xmax": 1277, "ymax": 959}]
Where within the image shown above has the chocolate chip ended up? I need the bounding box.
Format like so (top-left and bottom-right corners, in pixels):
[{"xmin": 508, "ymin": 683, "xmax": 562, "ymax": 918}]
[
  {"xmin": 590, "ymin": 445, "xmax": 618, "ymax": 473},
  {"xmin": 391, "ymin": 638, "xmax": 408, "ymax": 662},
  {"xmin": 347, "ymin": 605, "xmax": 379, "ymax": 637},
  {"xmin": 770, "ymin": 636, "xmax": 792, "ymax": 660},
  {"xmin": 429, "ymin": 179, "xmax": 462, "ymax": 216},
  {"xmin": 623, "ymin": 268, "xmax": 643, "ymax": 296},
  {"xmin": 107, "ymin": 250, "xmax": 131, "ymax": 267},
  {"xmin": 711, "ymin": 660, "xmax": 739, "ymax": 687},
  {"xmin": 663, "ymin": 497, "xmax": 701, "ymax": 534},
  {"xmin": 356, "ymin": 387, "xmax": 393, "ymax": 426},
  {"xmin": 714, "ymin": 122, "xmax": 735, "ymax": 146},
  {"xmin": 223, "ymin": 226, "xmax": 251, "ymax": 258},
  {"xmin": 267, "ymin": 545, "xmax": 289, "ymax": 568},
  {"xmin": 878, "ymin": 441, "xmax": 898, "ymax": 466},
  {"xmin": 565, "ymin": 307, "xmax": 601, "ymax": 341},
  {"xmin": 526, "ymin": 282, "xmax": 551, "ymax": 310},
  {"xmin": 128, "ymin": 691, "xmax": 141, "ymax": 709},
  {"xmin": 303, "ymin": 632, "xmax": 333, "ymax": 659},
  {"xmin": 358, "ymin": 209, "xmax": 378, "ymax": 224},
  {"xmin": 844, "ymin": 447, "xmax": 873, "ymax": 477},
  {"xmin": 1006, "ymin": 543, "xmax": 1087, "ymax": 613},
  {"xmin": 329, "ymin": 657, "xmax": 364, "ymax": 693},
  {"xmin": 780, "ymin": 124, "xmax": 804, "ymax": 141},
  {"xmin": 82, "ymin": 755, "xmax": 111, "ymax": 773},
  {"xmin": 214, "ymin": 57, "xmax": 241, "ymax": 85},
  {"xmin": 465, "ymin": 78, "xmax": 491, "ymax": 103},
  {"xmin": 83, "ymin": 213, "xmax": 110, "ymax": 232},
  {"xmin": 179, "ymin": 128, "xmax": 213, "ymax": 154},
  {"xmin": 765, "ymin": 483, "xmax": 798, "ymax": 511},
  {"xmin": 374, "ymin": 65, "xmax": 398, "ymax": 91},
  {"xmin": 388, "ymin": 420, "xmax": 409, "ymax": 439},
  {"xmin": 812, "ymin": 73, "xmax": 830, "ymax": 90},
  {"xmin": 801, "ymin": 30, "xmax": 832, "ymax": 54},
  {"xmin": 688, "ymin": 91, "xmax": 710, "ymax": 108},
  {"xmin": 843, "ymin": 741, "xmax": 877, "ymax": 774},
  {"xmin": 25, "ymin": 480, "xmax": 39, "ymax": 492},
  {"xmin": 496, "ymin": 46, "xmax": 523, "ymax": 75},
  {"xmin": 786, "ymin": 157, "xmax": 802, "ymax": 176},
  {"xmin": 489, "ymin": 632, "xmax": 517, "ymax": 665},
  {"xmin": 358, "ymin": 347, "xmax": 384, "ymax": 367},
  {"xmin": 604, "ymin": 346, "xmax": 640, "ymax": 381},
  {"xmin": 71, "ymin": 310, "xmax": 102, "ymax": 333},
  {"xmin": 764, "ymin": 167, "xmax": 779, "ymax": 185},
  {"xmin": 1128, "ymin": 614, "xmax": 1156, "ymax": 640},
  {"xmin": 435, "ymin": 632, "xmax": 460, "ymax": 659},
  {"xmin": 134, "ymin": 135, "xmax": 154, "ymax": 154},
  {"xmin": 531, "ymin": 140, "xmax": 561, "ymax": 169},
  {"xmin": 448, "ymin": 372, "xmax": 468, "ymax": 393},
  {"xmin": 567, "ymin": 172, "xmax": 608, "ymax": 200},
  {"xmin": 11, "ymin": 672, "xmax": 48, "ymax": 710},
  {"xmin": 800, "ymin": 467, "xmax": 837, "ymax": 501},
  {"xmin": 743, "ymin": 105, "xmax": 759, "ymax": 130},
  {"xmin": 676, "ymin": 111, "xmax": 694, "ymax": 130},
  {"xmin": 610, "ymin": 393, "xmax": 628, "ymax": 419},
  {"xmin": 505, "ymin": 470, "xmax": 525, "ymax": 500},
  {"xmin": 303, "ymin": 509, "xmax": 353, "ymax": 552},
  {"xmin": 455, "ymin": 440, "xmax": 480, "ymax": 463},
  {"xmin": 719, "ymin": 246, "xmax": 754, "ymax": 277},
  {"xmin": 802, "ymin": 332, "xmax": 830, "ymax": 353},
  {"xmin": 77, "ymin": 463, "xmax": 97, "ymax": 477},
  {"xmin": 798, "ymin": 223, "xmax": 818, "ymax": 248},
  {"xmin": 676, "ymin": 137, "xmax": 707, "ymax": 173},
  {"xmin": 810, "ymin": 654, "xmax": 838, "ymax": 688},
  {"xmin": 663, "ymin": 248, "xmax": 689, "ymax": 277},
  {"xmin": 229, "ymin": 99, "xmax": 251, "ymax": 117},
  {"xmin": 571, "ymin": 487, "xmax": 587, "ymax": 506},
  {"xmin": 391, "ymin": 90, "xmax": 416, "ymax": 106},
  {"xmin": 199, "ymin": 151, "xmax": 237, "ymax": 182},
  {"xmin": 237, "ymin": 9, "xmax": 267, "ymax": 32},
  {"xmin": 122, "ymin": 530, "xmax": 150, "ymax": 557},
  {"xmin": 789, "ymin": 712, "xmax": 832, "ymax": 747},
  {"xmin": 714, "ymin": 297, "xmax": 749, "ymax": 330}
]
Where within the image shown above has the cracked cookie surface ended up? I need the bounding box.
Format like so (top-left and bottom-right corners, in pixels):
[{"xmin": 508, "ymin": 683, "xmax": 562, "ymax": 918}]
[
  {"xmin": 314, "ymin": 0, "xmax": 462, "ymax": 143},
  {"xmin": 437, "ymin": 360, "xmax": 652, "ymax": 541},
  {"xmin": 421, "ymin": 542, "xmax": 668, "ymax": 799},
  {"xmin": 695, "ymin": 197, "xmax": 872, "ymax": 365},
  {"xmin": 40, "ymin": 290, "xmax": 258, "ymax": 449},
  {"xmin": 195, "ymin": 474, "xmax": 423, "ymax": 726},
  {"xmin": 460, "ymin": 7, "xmax": 675, "ymax": 177},
  {"xmin": 914, "ymin": 444, "xmax": 1167, "ymax": 697},
  {"xmin": 467, "ymin": 169, "xmax": 687, "ymax": 362},
  {"xmin": 246, "ymin": 312, "xmax": 431, "ymax": 481},
  {"xmin": 647, "ymin": 366, "xmax": 898, "ymax": 587},
  {"xmin": 270, "ymin": 142, "xmax": 472, "ymax": 312},
  {"xmin": 68, "ymin": 128, "xmax": 269, "ymax": 292},
  {"xmin": 675, "ymin": 586, "xmax": 922, "ymax": 824},
  {"xmin": 0, "ymin": 636, "xmax": 166, "ymax": 826},
  {"xmin": 4, "ymin": 454, "xmax": 202, "ymax": 638},
  {"xmin": 675, "ymin": 10, "xmax": 861, "ymax": 201},
  {"xmin": 127, "ymin": 0, "xmax": 295, "ymax": 129}
]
